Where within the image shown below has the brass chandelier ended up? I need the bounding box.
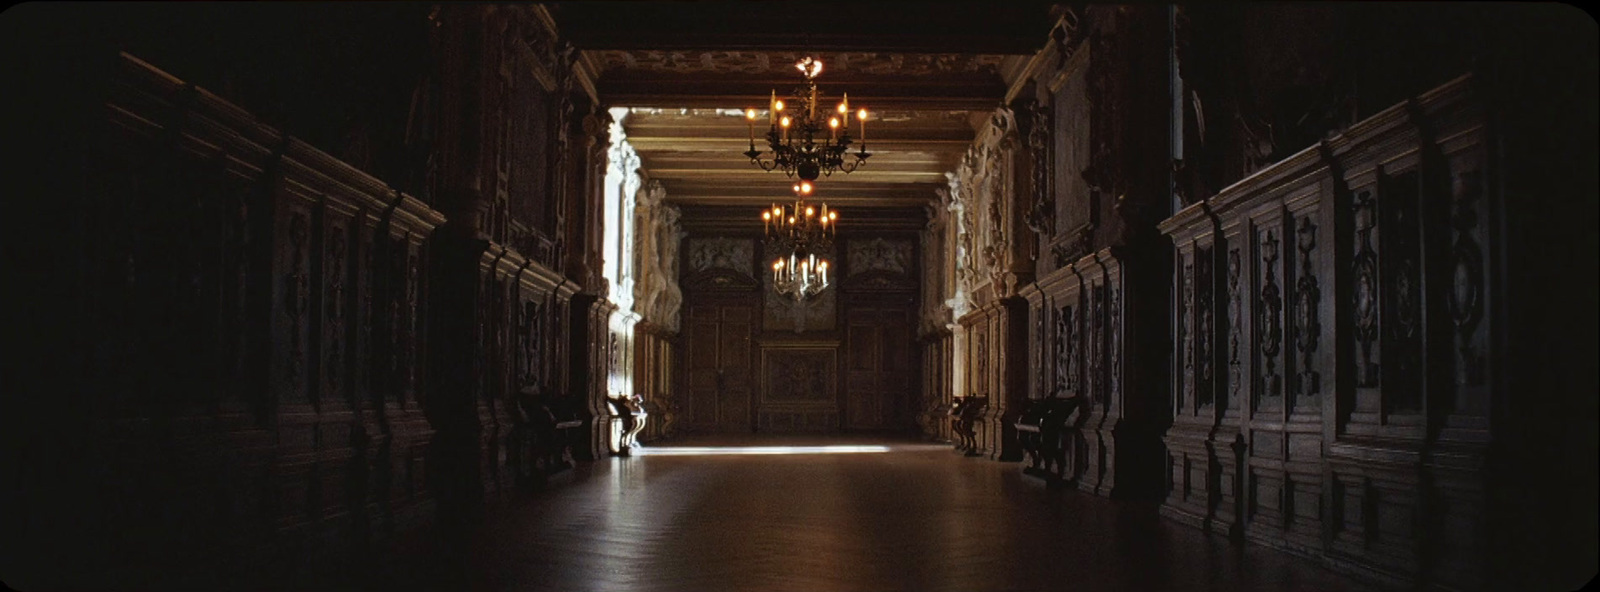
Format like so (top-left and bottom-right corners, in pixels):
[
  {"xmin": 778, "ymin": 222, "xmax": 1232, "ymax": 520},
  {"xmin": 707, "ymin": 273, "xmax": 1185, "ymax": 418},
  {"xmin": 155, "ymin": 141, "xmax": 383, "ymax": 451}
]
[
  {"xmin": 744, "ymin": 56, "xmax": 871, "ymax": 181},
  {"xmin": 762, "ymin": 180, "xmax": 837, "ymax": 302}
]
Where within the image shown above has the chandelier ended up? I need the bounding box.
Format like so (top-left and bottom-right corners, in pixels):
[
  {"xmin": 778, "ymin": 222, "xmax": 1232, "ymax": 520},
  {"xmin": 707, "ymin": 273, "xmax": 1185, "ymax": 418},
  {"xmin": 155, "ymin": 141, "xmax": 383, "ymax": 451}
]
[
  {"xmin": 744, "ymin": 56, "xmax": 871, "ymax": 181},
  {"xmin": 771, "ymin": 251, "xmax": 830, "ymax": 302},
  {"xmin": 763, "ymin": 181, "xmax": 837, "ymax": 301}
]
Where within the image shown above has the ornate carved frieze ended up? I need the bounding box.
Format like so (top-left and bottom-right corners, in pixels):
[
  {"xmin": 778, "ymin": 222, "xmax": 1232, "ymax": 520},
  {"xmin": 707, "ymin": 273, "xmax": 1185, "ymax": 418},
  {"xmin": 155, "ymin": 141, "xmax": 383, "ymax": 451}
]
[{"xmin": 587, "ymin": 50, "xmax": 1007, "ymax": 76}]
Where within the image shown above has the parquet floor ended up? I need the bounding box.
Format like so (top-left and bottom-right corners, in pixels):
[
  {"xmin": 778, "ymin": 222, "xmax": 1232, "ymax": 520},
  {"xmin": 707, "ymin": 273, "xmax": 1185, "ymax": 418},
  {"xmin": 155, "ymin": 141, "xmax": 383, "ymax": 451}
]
[{"xmin": 375, "ymin": 434, "xmax": 1383, "ymax": 592}]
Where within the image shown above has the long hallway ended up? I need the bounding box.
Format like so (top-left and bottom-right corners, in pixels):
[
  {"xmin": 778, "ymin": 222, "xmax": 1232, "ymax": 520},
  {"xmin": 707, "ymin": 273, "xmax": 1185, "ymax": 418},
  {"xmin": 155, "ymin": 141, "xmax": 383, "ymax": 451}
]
[
  {"xmin": 382, "ymin": 436, "xmax": 1380, "ymax": 592},
  {"xmin": 3, "ymin": 4, "xmax": 1593, "ymax": 590}
]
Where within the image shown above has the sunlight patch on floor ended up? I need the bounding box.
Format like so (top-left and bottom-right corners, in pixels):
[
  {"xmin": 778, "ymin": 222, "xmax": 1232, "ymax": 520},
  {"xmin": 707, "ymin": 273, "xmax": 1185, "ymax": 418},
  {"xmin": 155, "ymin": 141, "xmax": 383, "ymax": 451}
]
[{"xmin": 633, "ymin": 445, "xmax": 892, "ymax": 456}]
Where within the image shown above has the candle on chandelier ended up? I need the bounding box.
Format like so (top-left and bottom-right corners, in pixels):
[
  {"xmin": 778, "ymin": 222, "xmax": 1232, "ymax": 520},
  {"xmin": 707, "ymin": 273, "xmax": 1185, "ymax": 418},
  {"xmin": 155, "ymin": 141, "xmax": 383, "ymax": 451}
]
[
  {"xmin": 770, "ymin": 91, "xmax": 777, "ymax": 124},
  {"xmin": 746, "ymin": 109, "xmax": 758, "ymax": 144},
  {"xmin": 839, "ymin": 93, "xmax": 850, "ymax": 132},
  {"xmin": 773, "ymin": 260, "xmax": 782, "ymax": 283},
  {"xmin": 780, "ymin": 115, "xmax": 790, "ymax": 142},
  {"xmin": 858, "ymin": 109, "xmax": 868, "ymax": 144},
  {"xmin": 820, "ymin": 261, "xmax": 829, "ymax": 286},
  {"xmin": 829, "ymin": 117, "xmax": 839, "ymax": 140}
]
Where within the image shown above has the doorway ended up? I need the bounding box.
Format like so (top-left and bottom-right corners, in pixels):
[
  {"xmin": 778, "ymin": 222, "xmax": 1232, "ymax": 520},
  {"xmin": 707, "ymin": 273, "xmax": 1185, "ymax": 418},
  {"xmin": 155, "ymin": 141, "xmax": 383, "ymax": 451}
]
[{"xmin": 684, "ymin": 302, "xmax": 756, "ymax": 432}]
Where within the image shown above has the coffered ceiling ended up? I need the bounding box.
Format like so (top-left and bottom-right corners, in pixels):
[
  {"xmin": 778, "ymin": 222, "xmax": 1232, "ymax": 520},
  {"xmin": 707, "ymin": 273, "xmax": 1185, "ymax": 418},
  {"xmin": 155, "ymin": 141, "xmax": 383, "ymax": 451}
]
[{"xmin": 549, "ymin": 2, "xmax": 1059, "ymax": 213}]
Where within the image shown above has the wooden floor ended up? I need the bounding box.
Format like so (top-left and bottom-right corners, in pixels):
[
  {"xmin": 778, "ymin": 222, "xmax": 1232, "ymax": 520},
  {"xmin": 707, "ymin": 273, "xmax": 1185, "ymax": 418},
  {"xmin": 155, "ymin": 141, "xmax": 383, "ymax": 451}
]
[{"xmin": 375, "ymin": 434, "xmax": 1383, "ymax": 592}]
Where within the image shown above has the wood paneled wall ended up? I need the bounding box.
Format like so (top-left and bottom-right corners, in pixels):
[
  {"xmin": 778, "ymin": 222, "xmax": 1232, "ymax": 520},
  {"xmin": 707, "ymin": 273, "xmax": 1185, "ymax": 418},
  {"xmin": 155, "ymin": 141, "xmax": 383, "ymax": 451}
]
[
  {"xmin": 1159, "ymin": 75, "xmax": 1510, "ymax": 588},
  {"xmin": 3, "ymin": 6, "xmax": 619, "ymax": 586},
  {"xmin": 923, "ymin": 5, "xmax": 1594, "ymax": 590}
]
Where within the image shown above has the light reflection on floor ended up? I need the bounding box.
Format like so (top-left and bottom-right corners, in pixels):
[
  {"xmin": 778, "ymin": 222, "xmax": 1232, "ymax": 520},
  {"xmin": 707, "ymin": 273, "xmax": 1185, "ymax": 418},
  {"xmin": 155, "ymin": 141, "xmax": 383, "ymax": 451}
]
[{"xmin": 633, "ymin": 444, "xmax": 893, "ymax": 456}]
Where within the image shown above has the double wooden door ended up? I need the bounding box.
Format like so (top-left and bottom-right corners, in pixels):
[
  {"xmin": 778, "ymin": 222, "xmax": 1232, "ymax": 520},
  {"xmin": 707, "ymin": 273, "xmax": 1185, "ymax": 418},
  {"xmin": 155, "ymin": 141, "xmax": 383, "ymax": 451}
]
[
  {"xmin": 684, "ymin": 303, "xmax": 755, "ymax": 432},
  {"xmin": 845, "ymin": 306, "xmax": 913, "ymax": 429}
]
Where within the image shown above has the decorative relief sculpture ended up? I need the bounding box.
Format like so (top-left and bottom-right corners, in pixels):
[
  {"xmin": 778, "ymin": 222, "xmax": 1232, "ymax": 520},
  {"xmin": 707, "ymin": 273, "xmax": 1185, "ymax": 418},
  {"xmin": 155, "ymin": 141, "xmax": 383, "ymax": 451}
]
[
  {"xmin": 632, "ymin": 180, "xmax": 683, "ymax": 330},
  {"xmin": 1227, "ymin": 248, "xmax": 1243, "ymax": 401},
  {"xmin": 1294, "ymin": 217, "xmax": 1321, "ymax": 398},
  {"xmin": 224, "ymin": 190, "xmax": 254, "ymax": 386},
  {"xmin": 1035, "ymin": 305, "xmax": 1048, "ymax": 397},
  {"xmin": 1090, "ymin": 281, "xmax": 1105, "ymax": 402},
  {"xmin": 654, "ymin": 205, "xmax": 684, "ymax": 331},
  {"xmin": 1022, "ymin": 98, "xmax": 1055, "ymax": 237},
  {"xmin": 764, "ymin": 287, "xmax": 834, "ymax": 334},
  {"xmin": 688, "ymin": 237, "xmax": 753, "ymax": 278},
  {"xmin": 519, "ymin": 300, "xmax": 543, "ymax": 387},
  {"xmin": 1449, "ymin": 168, "xmax": 1486, "ymax": 386},
  {"xmin": 1054, "ymin": 304, "xmax": 1070, "ymax": 394},
  {"xmin": 1181, "ymin": 258, "xmax": 1194, "ymax": 408},
  {"xmin": 285, "ymin": 211, "xmax": 310, "ymax": 386},
  {"xmin": 847, "ymin": 237, "xmax": 913, "ymax": 277},
  {"xmin": 1106, "ymin": 285, "xmax": 1120, "ymax": 407},
  {"xmin": 1060, "ymin": 304, "xmax": 1077, "ymax": 392},
  {"xmin": 400, "ymin": 249, "xmax": 419, "ymax": 401},
  {"xmin": 1259, "ymin": 228, "xmax": 1283, "ymax": 399},
  {"xmin": 1196, "ymin": 246, "xmax": 1214, "ymax": 407},
  {"xmin": 976, "ymin": 332, "xmax": 989, "ymax": 389},
  {"xmin": 1387, "ymin": 172, "xmax": 1423, "ymax": 410},
  {"xmin": 1352, "ymin": 190, "xmax": 1380, "ymax": 388},
  {"xmin": 325, "ymin": 228, "xmax": 347, "ymax": 392},
  {"xmin": 765, "ymin": 352, "xmax": 834, "ymax": 401}
]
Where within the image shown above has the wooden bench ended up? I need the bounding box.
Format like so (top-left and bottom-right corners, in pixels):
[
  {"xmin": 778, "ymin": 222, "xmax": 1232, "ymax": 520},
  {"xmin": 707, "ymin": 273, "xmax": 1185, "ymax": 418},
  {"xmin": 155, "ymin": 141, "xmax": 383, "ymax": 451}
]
[
  {"xmin": 950, "ymin": 395, "xmax": 989, "ymax": 457},
  {"xmin": 1013, "ymin": 395, "xmax": 1083, "ymax": 484},
  {"xmin": 512, "ymin": 385, "xmax": 584, "ymax": 485},
  {"xmin": 606, "ymin": 393, "xmax": 648, "ymax": 456}
]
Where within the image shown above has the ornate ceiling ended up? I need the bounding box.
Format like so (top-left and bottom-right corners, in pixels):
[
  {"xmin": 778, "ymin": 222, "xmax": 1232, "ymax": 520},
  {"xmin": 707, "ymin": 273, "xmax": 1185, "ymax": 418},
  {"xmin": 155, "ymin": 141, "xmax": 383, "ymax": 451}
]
[{"xmin": 550, "ymin": 2, "xmax": 1060, "ymax": 212}]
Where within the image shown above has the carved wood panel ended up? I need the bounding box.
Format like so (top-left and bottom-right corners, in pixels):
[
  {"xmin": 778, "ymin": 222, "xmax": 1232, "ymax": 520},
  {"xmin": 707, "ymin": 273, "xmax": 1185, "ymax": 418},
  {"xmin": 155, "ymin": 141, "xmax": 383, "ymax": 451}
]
[
  {"xmin": 1252, "ymin": 214, "xmax": 1287, "ymax": 413},
  {"xmin": 1379, "ymin": 167, "xmax": 1424, "ymax": 415},
  {"xmin": 1287, "ymin": 207, "xmax": 1322, "ymax": 416}
]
